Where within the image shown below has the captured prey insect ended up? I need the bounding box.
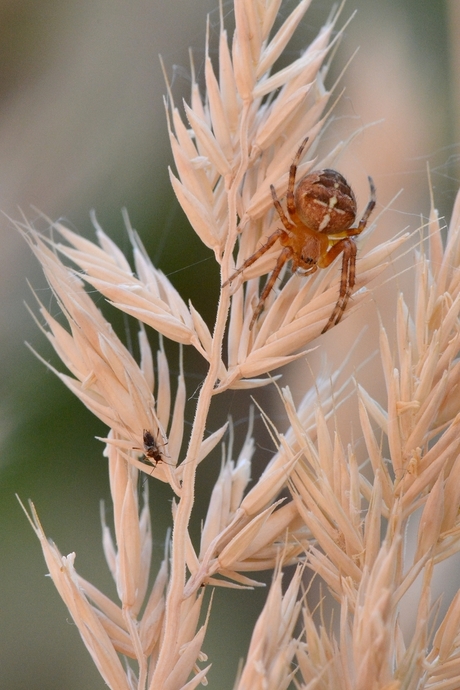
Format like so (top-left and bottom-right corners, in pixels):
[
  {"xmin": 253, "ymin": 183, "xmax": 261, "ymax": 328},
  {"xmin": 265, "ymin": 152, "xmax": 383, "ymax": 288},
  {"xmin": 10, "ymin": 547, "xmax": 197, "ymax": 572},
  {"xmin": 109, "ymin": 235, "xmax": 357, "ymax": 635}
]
[
  {"xmin": 141, "ymin": 428, "xmax": 165, "ymax": 469},
  {"xmin": 133, "ymin": 430, "xmax": 185, "ymax": 494},
  {"xmin": 223, "ymin": 137, "xmax": 376, "ymax": 332},
  {"xmin": 132, "ymin": 428, "xmax": 170, "ymax": 472}
]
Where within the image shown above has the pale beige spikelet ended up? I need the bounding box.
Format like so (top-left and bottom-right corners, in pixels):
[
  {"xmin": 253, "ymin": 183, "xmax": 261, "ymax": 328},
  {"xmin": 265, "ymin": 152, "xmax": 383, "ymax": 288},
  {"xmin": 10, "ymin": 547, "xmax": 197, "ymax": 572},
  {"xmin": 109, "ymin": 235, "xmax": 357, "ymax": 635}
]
[
  {"xmin": 295, "ymin": 600, "xmax": 343, "ymax": 690},
  {"xmin": 185, "ymin": 369, "xmax": 361, "ymax": 596},
  {"xmin": 184, "ymin": 418, "xmax": 305, "ymax": 596},
  {"xmin": 164, "ymin": 0, "xmax": 403, "ymax": 389},
  {"xmin": 20, "ymin": 499, "xmax": 136, "ymax": 690},
  {"xmin": 268, "ymin": 183, "xmax": 460, "ymax": 688},
  {"xmin": 234, "ymin": 565, "xmax": 303, "ymax": 690},
  {"xmin": 20, "ymin": 223, "xmax": 205, "ymax": 489},
  {"xmin": 221, "ymin": 232, "xmax": 406, "ymax": 386},
  {"xmin": 20, "ymin": 438, "xmax": 212, "ymax": 690},
  {"xmin": 38, "ymin": 217, "xmax": 209, "ymax": 352},
  {"xmin": 360, "ymin": 186, "xmax": 460, "ymax": 518}
]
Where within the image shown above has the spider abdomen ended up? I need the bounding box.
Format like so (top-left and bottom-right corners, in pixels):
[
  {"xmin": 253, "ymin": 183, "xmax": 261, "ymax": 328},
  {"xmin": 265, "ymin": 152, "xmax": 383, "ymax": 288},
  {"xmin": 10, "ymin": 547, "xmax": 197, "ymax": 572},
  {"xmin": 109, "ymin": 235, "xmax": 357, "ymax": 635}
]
[{"xmin": 294, "ymin": 169, "xmax": 357, "ymax": 234}]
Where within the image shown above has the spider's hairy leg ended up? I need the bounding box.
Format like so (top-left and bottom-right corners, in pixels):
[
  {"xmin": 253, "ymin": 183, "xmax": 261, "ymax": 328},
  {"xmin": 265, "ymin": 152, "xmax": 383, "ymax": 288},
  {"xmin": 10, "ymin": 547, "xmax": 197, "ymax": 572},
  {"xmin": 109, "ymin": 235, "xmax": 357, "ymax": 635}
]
[
  {"xmin": 286, "ymin": 136, "xmax": 309, "ymax": 220},
  {"xmin": 320, "ymin": 238, "xmax": 357, "ymax": 333},
  {"xmin": 320, "ymin": 175, "xmax": 376, "ymax": 333},
  {"xmin": 347, "ymin": 176, "xmax": 376, "ymax": 237},
  {"xmin": 358, "ymin": 176, "xmax": 376, "ymax": 230},
  {"xmin": 223, "ymin": 228, "xmax": 285, "ymax": 287},
  {"xmin": 270, "ymin": 185, "xmax": 295, "ymax": 233},
  {"xmin": 249, "ymin": 246, "xmax": 293, "ymax": 330}
]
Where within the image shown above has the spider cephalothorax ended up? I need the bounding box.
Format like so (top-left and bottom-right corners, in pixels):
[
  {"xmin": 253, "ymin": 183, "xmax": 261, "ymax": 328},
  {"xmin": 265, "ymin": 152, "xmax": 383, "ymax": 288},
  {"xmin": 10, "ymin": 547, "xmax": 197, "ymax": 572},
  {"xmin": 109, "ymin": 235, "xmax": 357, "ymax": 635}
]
[{"xmin": 224, "ymin": 137, "xmax": 376, "ymax": 332}]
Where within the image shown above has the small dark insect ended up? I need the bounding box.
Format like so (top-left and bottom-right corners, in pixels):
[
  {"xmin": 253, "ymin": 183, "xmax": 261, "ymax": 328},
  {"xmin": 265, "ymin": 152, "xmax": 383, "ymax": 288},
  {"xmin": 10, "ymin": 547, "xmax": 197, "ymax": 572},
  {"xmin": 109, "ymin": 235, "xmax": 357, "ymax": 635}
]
[
  {"xmin": 223, "ymin": 137, "xmax": 376, "ymax": 332},
  {"xmin": 141, "ymin": 428, "xmax": 165, "ymax": 468}
]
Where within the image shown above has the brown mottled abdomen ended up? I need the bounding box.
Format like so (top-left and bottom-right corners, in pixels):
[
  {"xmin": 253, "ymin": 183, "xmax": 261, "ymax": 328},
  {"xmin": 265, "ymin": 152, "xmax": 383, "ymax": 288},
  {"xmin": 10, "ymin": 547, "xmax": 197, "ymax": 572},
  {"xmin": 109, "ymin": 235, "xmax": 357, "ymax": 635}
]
[{"xmin": 294, "ymin": 169, "xmax": 357, "ymax": 234}]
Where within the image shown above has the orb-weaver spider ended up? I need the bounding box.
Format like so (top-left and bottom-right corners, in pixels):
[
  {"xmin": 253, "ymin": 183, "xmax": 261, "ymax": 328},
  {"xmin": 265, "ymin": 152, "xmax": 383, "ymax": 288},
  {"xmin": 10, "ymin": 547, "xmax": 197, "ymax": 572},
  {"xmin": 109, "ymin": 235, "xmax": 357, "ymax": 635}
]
[{"xmin": 224, "ymin": 137, "xmax": 376, "ymax": 332}]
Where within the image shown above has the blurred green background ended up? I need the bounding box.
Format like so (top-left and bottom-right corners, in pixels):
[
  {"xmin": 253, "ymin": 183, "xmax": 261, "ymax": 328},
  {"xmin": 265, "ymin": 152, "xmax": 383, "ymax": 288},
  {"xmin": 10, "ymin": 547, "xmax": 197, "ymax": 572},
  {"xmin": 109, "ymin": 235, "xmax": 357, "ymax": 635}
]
[{"xmin": 0, "ymin": 0, "xmax": 458, "ymax": 688}]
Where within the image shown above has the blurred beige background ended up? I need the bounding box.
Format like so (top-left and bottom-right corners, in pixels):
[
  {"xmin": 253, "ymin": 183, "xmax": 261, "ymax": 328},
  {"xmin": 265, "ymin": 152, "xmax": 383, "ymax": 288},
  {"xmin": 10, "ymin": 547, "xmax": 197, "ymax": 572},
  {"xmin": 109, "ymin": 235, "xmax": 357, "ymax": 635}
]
[{"xmin": 0, "ymin": 1, "xmax": 458, "ymax": 688}]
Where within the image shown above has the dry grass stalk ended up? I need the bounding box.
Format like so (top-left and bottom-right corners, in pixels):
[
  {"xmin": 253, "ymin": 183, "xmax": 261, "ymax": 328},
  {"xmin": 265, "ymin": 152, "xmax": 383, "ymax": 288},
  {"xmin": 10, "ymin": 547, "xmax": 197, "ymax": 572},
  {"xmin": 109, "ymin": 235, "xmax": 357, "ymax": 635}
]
[{"xmin": 16, "ymin": 0, "xmax": 460, "ymax": 688}]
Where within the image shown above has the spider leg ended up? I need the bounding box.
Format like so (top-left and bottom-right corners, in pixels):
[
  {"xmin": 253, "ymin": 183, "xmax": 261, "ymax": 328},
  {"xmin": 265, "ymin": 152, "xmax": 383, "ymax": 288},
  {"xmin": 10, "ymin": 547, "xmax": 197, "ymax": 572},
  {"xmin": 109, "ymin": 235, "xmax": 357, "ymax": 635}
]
[
  {"xmin": 358, "ymin": 176, "xmax": 376, "ymax": 229},
  {"xmin": 320, "ymin": 238, "xmax": 357, "ymax": 333},
  {"xmin": 319, "ymin": 176, "xmax": 375, "ymax": 333},
  {"xmin": 286, "ymin": 136, "xmax": 309, "ymax": 218},
  {"xmin": 270, "ymin": 185, "xmax": 295, "ymax": 233},
  {"xmin": 250, "ymin": 246, "xmax": 293, "ymax": 329},
  {"xmin": 223, "ymin": 228, "xmax": 285, "ymax": 287},
  {"xmin": 347, "ymin": 176, "xmax": 376, "ymax": 236}
]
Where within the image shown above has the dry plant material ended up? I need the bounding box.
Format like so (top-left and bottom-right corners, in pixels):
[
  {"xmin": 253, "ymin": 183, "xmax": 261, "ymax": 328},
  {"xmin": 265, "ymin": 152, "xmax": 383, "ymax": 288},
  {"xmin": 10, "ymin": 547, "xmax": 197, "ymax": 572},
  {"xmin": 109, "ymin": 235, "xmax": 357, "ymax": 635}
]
[{"xmin": 16, "ymin": 1, "xmax": 460, "ymax": 689}]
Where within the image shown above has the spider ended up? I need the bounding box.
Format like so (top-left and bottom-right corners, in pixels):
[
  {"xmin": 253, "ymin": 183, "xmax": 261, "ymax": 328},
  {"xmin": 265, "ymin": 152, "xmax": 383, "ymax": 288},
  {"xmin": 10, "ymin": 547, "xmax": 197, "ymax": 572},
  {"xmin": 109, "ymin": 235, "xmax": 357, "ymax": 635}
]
[{"xmin": 223, "ymin": 137, "xmax": 376, "ymax": 333}]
